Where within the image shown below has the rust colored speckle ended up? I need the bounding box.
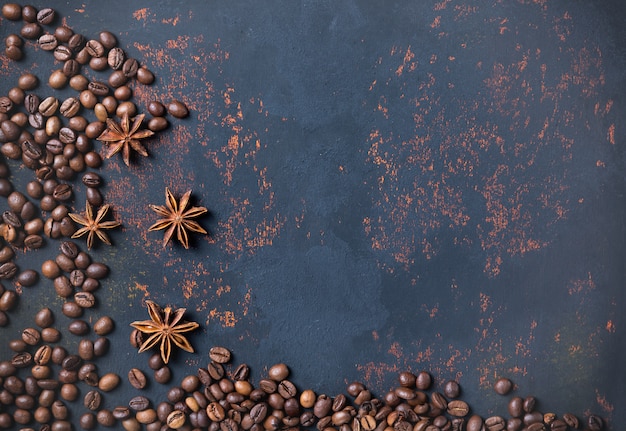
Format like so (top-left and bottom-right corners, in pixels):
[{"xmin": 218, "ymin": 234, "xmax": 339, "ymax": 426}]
[{"xmin": 133, "ymin": 8, "xmax": 149, "ymax": 21}]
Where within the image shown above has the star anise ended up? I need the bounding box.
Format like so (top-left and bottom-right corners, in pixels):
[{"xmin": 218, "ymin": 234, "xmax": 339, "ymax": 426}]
[
  {"xmin": 97, "ymin": 113, "xmax": 155, "ymax": 166},
  {"xmin": 130, "ymin": 300, "xmax": 200, "ymax": 364},
  {"xmin": 69, "ymin": 201, "xmax": 121, "ymax": 249},
  {"xmin": 148, "ymin": 188, "xmax": 208, "ymax": 249}
]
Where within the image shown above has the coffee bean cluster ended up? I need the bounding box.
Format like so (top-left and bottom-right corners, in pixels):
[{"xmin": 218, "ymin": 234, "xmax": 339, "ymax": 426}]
[
  {"xmin": 87, "ymin": 345, "xmax": 601, "ymax": 431},
  {"xmin": 0, "ymin": 301, "xmax": 119, "ymax": 431}
]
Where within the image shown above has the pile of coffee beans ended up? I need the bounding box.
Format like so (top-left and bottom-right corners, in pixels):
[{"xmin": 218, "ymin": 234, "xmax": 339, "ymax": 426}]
[{"xmin": 0, "ymin": 3, "xmax": 608, "ymax": 431}]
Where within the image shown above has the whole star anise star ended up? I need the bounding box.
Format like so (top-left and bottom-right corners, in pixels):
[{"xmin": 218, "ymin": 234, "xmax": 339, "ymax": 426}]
[
  {"xmin": 130, "ymin": 300, "xmax": 199, "ymax": 364},
  {"xmin": 69, "ymin": 201, "xmax": 121, "ymax": 249},
  {"xmin": 97, "ymin": 113, "xmax": 154, "ymax": 166},
  {"xmin": 148, "ymin": 188, "xmax": 208, "ymax": 249}
]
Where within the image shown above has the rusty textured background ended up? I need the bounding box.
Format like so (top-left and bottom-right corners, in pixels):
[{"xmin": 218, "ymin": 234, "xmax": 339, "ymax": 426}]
[{"xmin": 1, "ymin": 0, "xmax": 625, "ymax": 429}]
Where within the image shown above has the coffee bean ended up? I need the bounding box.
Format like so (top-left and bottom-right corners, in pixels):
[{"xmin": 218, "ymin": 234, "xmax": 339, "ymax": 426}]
[
  {"xmin": 37, "ymin": 8, "xmax": 56, "ymax": 25},
  {"xmin": 154, "ymin": 366, "xmax": 172, "ymax": 384},
  {"xmin": 97, "ymin": 409, "xmax": 116, "ymax": 427},
  {"xmin": 21, "ymin": 23, "xmax": 43, "ymax": 40},
  {"xmin": 74, "ymin": 291, "xmax": 96, "ymax": 308},
  {"xmin": 128, "ymin": 368, "xmax": 147, "ymax": 389},
  {"xmin": 21, "ymin": 327, "xmax": 41, "ymax": 345},
  {"xmin": 135, "ymin": 409, "xmax": 157, "ymax": 424},
  {"xmin": 98, "ymin": 372, "xmax": 120, "ymax": 392},
  {"xmin": 136, "ymin": 66, "xmax": 155, "ymax": 84},
  {"xmin": 38, "ymin": 33, "xmax": 58, "ymax": 51},
  {"xmin": 148, "ymin": 116, "xmax": 169, "ymax": 132},
  {"xmin": 209, "ymin": 346, "xmax": 231, "ymax": 364},
  {"xmin": 62, "ymin": 301, "xmax": 83, "ymax": 318},
  {"xmin": 5, "ymin": 44, "xmax": 22, "ymax": 60},
  {"xmin": 113, "ymin": 406, "xmax": 132, "ymax": 420},
  {"xmin": 11, "ymin": 352, "xmax": 33, "ymax": 367},
  {"xmin": 80, "ymin": 412, "xmax": 96, "ymax": 430},
  {"xmin": 523, "ymin": 396, "xmax": 536, "ymax": 413},
  {"xmin": 83, "ymin": 389, "xmax": 102, "ymax": 410},
  {"xmin": 67, "ymin": 320, "xmax": 89, "ymax": 336},
  {"xmin": 60, "ymin": 97, "xmax": 80, "ymax": 117},
  {"xmin": 122, "ymin": 58, "xmax": 139, "ymax": 77},
  {"xmin": 86, "ymin": 186, "xmax": 103, "ymax": 206},
  {"xmin": 494, "ymin": 378, "xmax": 512, "ymax": 395},
  {"xmin": 82, "ymin": 172, "xmax": 103, "ymax": 187},
  {"xmin": 2, "ymin": 3, "xmax": 22, "ymax": 20},
  {"xmin": 167, "ymin": 100, "xmax": 189, "ymax": 118},
  {"xmin": 167, "ymin": 410, "xmax": 187, "ymax": 429},
  {"xmin": 562, "ymin": 414, "xmax": 579, "ymax": 429},
  {"xmin": 41, "ymin": 327, "xmax": 61, "ymax": 343},
  {"xmin": 86, "ymin": 262, "xmax": 108, "ymax": 279},
  {"xmin": 34, "ymin": 345, "xmax": 52, "ymax": 365},
  {"xmin": 130, "ymin": 395, "xmax": 151, "ymax": 411},
  {"xmin": 99, "ymin": 31, "xmax": 118, "ymax": 49},
  {"xmin": 587, "ymin": 415, "xmax": 603, "ymax": 431},
  {"xmin": 446, "ymin": 399, "xmax": 470, "ymax": 417},
  {"xmin": 88, "ymin": 81, "xmax": 109, "ymax": 96}
]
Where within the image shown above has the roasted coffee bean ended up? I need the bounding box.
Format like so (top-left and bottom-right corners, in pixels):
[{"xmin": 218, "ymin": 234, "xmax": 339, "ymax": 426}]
[
  {"xmin": 37, "ymin": 8, "xmax": 56, "ymax": 25},
  {"xmin": 99, "ymin": 373, "xmax": 121, "ymax": 392},
  {"xmin": 2, "ymin": 3, "xmax": 22, "ymax": 20},
  {"xmin": 34, "ymin": 345, "xmax": 52, "ymax": 365},
  {"xmin": 22, "ymin": 327, "xmax": 41, "ymax": 345},
  {"xmin": 34, "ymin": 307, "xmax": 54, "ymax": 328},
  {"xmin": 99, "ymin": 31, "xmax": 117, "ymax": 49},
  {"xmin": 67, "ymin": 319, "xmax": 89, "ymax": 336},
  {"xmin": 447, "ymin": 400, "xmax": 470, "ymax": 417},
  {"xmin": 107, "ymin": 47, "xmax": 125, "ymax": 69},
  {"xmin": 59, "ymin": 97, "xmax": 80, "ymax": 118},
  {"xmin": 39, "ymin": 96, "xmax": 59, "ymax": 116},
  {"xmin": 86, "ymin": 186, "xmax": 103, "ymax": 206},
  {"xmin": 130, "ymin": 395, "xmax": 151, "ymax": 411},
  {"xmin": 41, "ymin": 327, "xmax": 61, "ymax": 343},
  {"xmin": 137, "ymin": 66, "xmax": 155, "ymax": 84},
  {"xmin": 54, "ymin": 44, "xmax": 73, "ymax": 61},
  {"xmin": 5, "ymin": 44, "xmax": 22, "ymax": 60},
  {"xmin": 83, "ymin": 390, "xmax": 102, "ymax": 410},
  {"xmin": 88, "ymin": 81, "xmax": 109, "ymax": 96},
  {"xmin": 21, "ymin": 22, "xmax": 43, "ymax": 40},
  {"xmin": 587, "ymin": 415, "xmax": 603, "ymax": 431},
  {"xmin": 90, "ymin": 56, "xmax": 109, "ymax": 71},
  {"xmin": 75, "ymin": 291, "xmax": 95, "ymax": 308},
  {"xmin": 62, "ymin": 354, "xmax": 82, "ymax": 371},
  {"xmin": 314, "ymin": 394, "xmax": 332, "ymax": 418},
  {"xmin": 562, "ymin": 414, "xmax": 579, "ymax": 429},
  {"xmin": 97, "ymin": 409, "xmax": 116, "ymax": 427},
  {"xmin": 148, "ymin": 116, "xmax": 169, "ymax": 132},
  {"xmin": 168, "ymin": 410, "xmax": 187, "ymax": 429},
  {"xmin": 122, "ymin": 58, "xmax": 139, "ymax": 77},
  {"xmin": 11, "ymin": 352, "xmax": 33, "ymax": 367},
  {"xmin": 86, "ymin": 262, "xmax": 108, "ymax": 279},
  {"xmin": 1, "ymin": 120, "xmax": 21, "ymax": 141},
  {"xmin": 39, "ymin": 33, "xmax": 58, "ymax": 50},
  {"xmin": 154, "ymin": 366, "xmax": 172, "ymax": 384},
  {"xmin": 77, "ymin": 339, "xmax": 94, "ymax": 360},
  {"xmin": 494, "ymin": 378, "xmax": 512, "ymax": 395},
  {"xmin": 128, "ymin": 368, "xmax": 147, "ymax": 389},
  {"xmin": 485, "ymin": 416, "xmax": 506, "ymax": 431},
  {"xmin": 0, "ymin": 262, "xmax": 17, "ymax": 279},
  {"xmin": 276, "ymin": 380, "xmax": 296, "ymax": 399},
  {"xmin": 93, "ymin": 336, "xmax": 109, "ymax": 356},
  {"xmin": 82, "ymin": 171, "xmax": 103, "ymax": 187},
  {"xmin": 523, "ymin": 396, "xmax": 536, "ymax": 413},
  {"xmin": 90, "ymin": 315, "xmax": 113, "ymax": 335},
  {"xmin": 135, "ymin": 408, "xmax": 157, "ymax": 424},
  {"xmin": 52, "ymin": 183, "xmax": 72, "ymax": 201},
  {"xmin": 167, "ymin": 100, "xmax": 189, "ymax": 118},
  {"xmin": 268, "ymin": 363, "xmax": 289, "ymax": 381},
  {"xmin": 60, "ymin": 240, "xmax": 79, "ymax": 258},
  {"xmin": 69, "ymin": 269, "xmax": 85, "ymax": 287},
  {"xmin": 85, "ymin": 39, "xmax": 105, "ymax": 57},
  {"xmin": 113, "ymin": 406, "xmax": 132, "ymax": 420}
]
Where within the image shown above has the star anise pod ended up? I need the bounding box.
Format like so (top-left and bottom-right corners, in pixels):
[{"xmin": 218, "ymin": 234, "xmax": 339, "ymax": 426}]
[
  {"xmin": 97, "ymin": 113, "xmax": 155, "ymax": 166},
  {"xmin": 69, "ymin": 201, "xmax": 121, "ymax": 249},
  {"xmin": 148, "ymin": 187, "xmax": 208, "ymax": 249},
  {"xmin": 130, "ymin": 300, "xmax": 200, "ymax": 364}
]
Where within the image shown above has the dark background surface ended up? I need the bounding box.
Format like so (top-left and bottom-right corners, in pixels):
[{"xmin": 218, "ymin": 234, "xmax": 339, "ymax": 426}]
[{"xmin": 1, "ymin": 0, "xmax": 625, "ymax": 429}]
